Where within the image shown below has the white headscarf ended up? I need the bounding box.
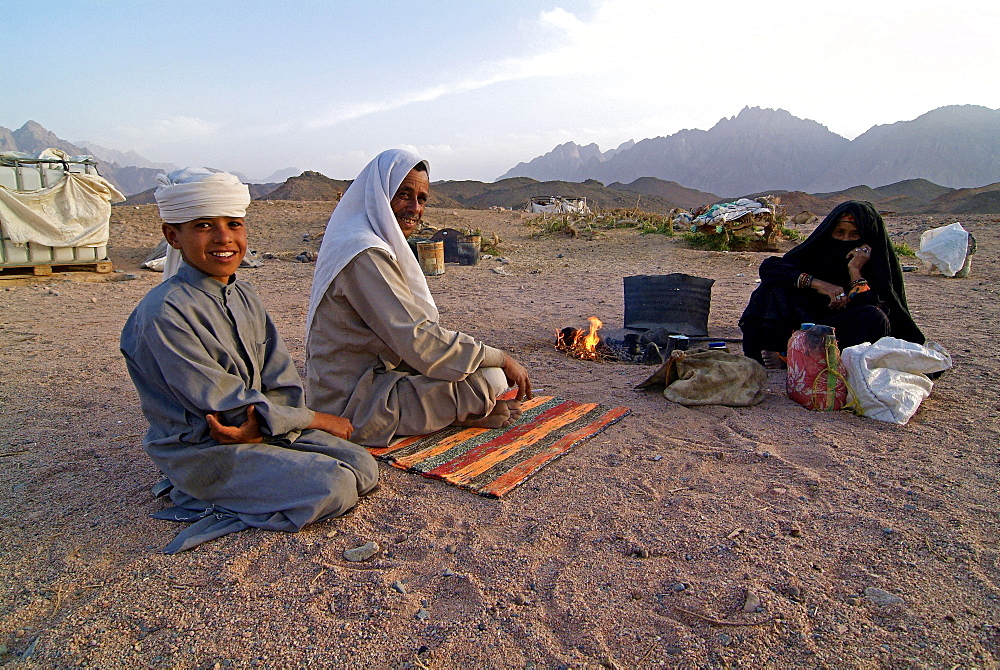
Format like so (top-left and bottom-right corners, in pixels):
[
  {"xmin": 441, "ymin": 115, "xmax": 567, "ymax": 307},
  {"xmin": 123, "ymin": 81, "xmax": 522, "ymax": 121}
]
[
  {"xmin": 155, "ymin": 167, "xmax": 251, "ymax": 280},
  {"xmin": 306, "ymin": 149, "xmax": 434, "ymax": 339}
]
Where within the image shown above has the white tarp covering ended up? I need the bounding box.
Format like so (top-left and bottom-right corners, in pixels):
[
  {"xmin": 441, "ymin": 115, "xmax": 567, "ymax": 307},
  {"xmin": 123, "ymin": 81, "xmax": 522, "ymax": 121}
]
[
  {"xmin": 0, "ymin": 172, "xmax": 125, "ymax": 248},
  {"xmin": 916, "ymin": 222, "xmax": 970, "ymax": 277}
]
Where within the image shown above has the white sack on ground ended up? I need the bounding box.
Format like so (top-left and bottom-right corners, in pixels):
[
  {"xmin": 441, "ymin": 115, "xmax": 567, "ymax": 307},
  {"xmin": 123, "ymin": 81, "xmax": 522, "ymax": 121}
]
[
  {"xmin": 0, "ymin": 172, "xmax": 125, "ymax": 248},
  {"xmin": 841, "ymin": 337, "xmax": 953, "ymax": 425},
  {"xmin": 916, "ymin": 222, "xmax": 969, "ymax": 277}
]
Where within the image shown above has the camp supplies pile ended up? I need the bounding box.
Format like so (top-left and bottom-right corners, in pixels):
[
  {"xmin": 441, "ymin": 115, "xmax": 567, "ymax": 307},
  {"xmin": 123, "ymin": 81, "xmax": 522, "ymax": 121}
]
[
  {"xmin": 529, "ymin": 196, "xmax": 590, "ymax": 214},
  {"xmin": 689, "ymin": 197, "xmax": 780, "ymax": 246}
]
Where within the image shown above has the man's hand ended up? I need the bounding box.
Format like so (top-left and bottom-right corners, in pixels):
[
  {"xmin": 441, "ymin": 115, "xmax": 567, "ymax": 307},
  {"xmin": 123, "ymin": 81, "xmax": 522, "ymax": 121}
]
[
  {"xmin": 308, "ymin": 411, "xmax": 354, "ymax": 440},
  {"xmin": 207, "ymin": 405, "xmax": 264, "ymax": 444},
  {"xmin": 502, "ymin": 354, "xmax": 533, "ymax": 402}
]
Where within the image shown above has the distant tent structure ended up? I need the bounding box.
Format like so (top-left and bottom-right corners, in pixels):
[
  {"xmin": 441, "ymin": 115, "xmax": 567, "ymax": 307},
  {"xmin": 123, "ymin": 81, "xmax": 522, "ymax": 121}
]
[{"xmin": 529, "ymin": 195, "xmax": 590, "ymax": 214}]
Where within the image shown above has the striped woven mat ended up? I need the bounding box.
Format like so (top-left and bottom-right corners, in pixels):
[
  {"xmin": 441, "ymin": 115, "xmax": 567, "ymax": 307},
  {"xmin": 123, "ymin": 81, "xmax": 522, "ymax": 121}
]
[{"xmin": 368, "ymin": 393, "xmax": 630, "ymax": 498}]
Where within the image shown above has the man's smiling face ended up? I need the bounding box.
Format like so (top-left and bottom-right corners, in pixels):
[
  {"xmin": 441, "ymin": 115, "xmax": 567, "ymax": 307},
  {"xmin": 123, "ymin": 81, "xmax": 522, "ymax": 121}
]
[{"xmin": 390, "ymin": 169, "xmax": 429, "ymax": 238}]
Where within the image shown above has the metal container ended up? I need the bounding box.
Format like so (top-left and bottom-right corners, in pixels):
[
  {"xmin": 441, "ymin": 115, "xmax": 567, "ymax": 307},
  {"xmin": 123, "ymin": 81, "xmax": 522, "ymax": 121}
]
[
  {"xmin": 623, "ymin": 273, "xmax": 714, "ymax": 336},
  {"xmin": 416, "ymin": 241, "xmax": 445, "ymax": 276}
]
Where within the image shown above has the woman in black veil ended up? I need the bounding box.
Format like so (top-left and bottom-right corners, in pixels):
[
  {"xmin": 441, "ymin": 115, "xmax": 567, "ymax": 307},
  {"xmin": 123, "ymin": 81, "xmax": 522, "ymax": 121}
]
[{"xmin": 739, "ymin": 200, "xmax": 924, "ymax": 368}]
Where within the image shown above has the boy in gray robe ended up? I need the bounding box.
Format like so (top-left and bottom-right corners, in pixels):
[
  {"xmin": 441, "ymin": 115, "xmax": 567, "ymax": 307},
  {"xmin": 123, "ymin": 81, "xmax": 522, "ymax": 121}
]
[{"xmin": 121, "ymin": 167, "xmax": 378, "ymax": 553}]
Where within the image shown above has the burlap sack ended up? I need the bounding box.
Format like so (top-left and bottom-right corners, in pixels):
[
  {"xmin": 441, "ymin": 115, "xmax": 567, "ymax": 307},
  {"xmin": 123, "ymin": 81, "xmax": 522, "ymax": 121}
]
[{"xmin": 637, "ymin": 349, "xmax": 767, "ymax": 407}]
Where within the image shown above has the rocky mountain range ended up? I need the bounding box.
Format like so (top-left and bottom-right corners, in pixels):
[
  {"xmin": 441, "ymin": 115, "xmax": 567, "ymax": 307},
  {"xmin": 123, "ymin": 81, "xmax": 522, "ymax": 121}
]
[
  {"xmin": 500, "ymin": 105, "xmax": 1000, "ymax": 196},
  {"xmin": 123, "ymin": 169, "xmax": 998, "ymax": 216},
  {"xmin": 0, "ymin": 121, "xmax": 167, "ymax": 196},
  {"xmin": 429, "ymin": 176, "xmax": 1000, "ymax": 216},
  {"xmin": 0, "ymin": 121, "xmax": 297, "ymax": 195},
  {"xmin": 7, "ymin": 110, "xmax": 1000, "ymax": 215}
]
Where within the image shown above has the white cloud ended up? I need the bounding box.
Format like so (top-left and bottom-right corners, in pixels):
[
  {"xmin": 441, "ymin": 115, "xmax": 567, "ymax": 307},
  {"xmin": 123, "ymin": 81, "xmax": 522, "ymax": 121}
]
[
  {"xmin": 115, "ymin": 115, "xmax": 223, "ymax": 150},
  {"xmin": 149, "ymin": 116, "xmax": 222, "ymax": 139},
  {"xmin": 304, "ymin": 4, "xmax": 618, "ymax": 129},
  {"xmin": 301, "ymin": 1, "xmax": 819, "ymax": 131}
]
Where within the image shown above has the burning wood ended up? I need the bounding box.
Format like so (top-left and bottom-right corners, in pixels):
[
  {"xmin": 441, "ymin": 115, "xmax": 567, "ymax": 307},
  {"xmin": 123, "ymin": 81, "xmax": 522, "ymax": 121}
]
[{"xmin": 555, "ymin": 316, "xmax": 606, "ymax": 360}]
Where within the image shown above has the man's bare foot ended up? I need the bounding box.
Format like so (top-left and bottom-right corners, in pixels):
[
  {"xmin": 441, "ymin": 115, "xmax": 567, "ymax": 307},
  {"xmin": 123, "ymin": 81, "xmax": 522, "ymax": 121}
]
[
  {"xmin": 454, "ymin": 400, "xmax": 522, "ymax": 429},
  {"xmin": 761, "ymin": 350, "xmax": 786, "ymax": 370}
]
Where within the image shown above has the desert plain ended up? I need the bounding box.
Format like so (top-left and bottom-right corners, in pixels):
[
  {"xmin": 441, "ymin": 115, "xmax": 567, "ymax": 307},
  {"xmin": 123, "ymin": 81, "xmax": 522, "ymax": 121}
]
[{"xmin": 0, "ymin": 201, "xmax": 998, "ymax": 669}]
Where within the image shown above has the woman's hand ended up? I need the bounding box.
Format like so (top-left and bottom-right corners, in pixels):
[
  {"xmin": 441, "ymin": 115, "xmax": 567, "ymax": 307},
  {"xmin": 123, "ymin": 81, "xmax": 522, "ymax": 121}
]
[
  {"xmin": 207, "ymin": 405, "xmax": 264, "ymax": 444},
  {"xmin": 846, "ymin": 244, "xmax": 872, "ymax": 274},
  {"xmin": 812, "ymin": 278, "xmax": 849, "ymax": 310},
  {"xmin": 308, "ymin": 411, "xmax": 354, "ymax": 440}
]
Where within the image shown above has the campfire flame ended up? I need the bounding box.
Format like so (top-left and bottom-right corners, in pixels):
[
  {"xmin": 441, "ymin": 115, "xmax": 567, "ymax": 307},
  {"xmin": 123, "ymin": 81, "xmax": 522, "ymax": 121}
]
[{"xmin": 555, "ymin": 316, "xmax": 604, "ymax": 360}]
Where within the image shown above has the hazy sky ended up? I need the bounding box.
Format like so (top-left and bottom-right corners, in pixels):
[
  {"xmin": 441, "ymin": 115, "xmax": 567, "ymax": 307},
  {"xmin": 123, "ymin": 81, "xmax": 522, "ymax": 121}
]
[{"xmin": 3, "ymin": 0, "xmax": 997, "ymax": 182}]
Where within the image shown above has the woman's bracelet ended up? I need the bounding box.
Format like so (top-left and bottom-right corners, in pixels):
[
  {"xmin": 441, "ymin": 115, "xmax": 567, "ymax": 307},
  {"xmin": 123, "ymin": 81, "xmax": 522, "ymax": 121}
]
[
  {"xmin": 848, "ymin": 282, "xmax": 871, "ymax": 298},
  {"xmin": 849, "ymin": 278, "xmax": 868, "ymax": 288},
  {"xmin": 796, "ymin": 273, "xmax": 813, "ymax": 289}
]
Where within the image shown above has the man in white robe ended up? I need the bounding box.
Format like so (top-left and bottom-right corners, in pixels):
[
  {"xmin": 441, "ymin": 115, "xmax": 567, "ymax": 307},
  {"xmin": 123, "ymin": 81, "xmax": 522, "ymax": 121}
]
[{"xmin": 306, "ymin": 150, "xmax": 532, "ymax": 447}]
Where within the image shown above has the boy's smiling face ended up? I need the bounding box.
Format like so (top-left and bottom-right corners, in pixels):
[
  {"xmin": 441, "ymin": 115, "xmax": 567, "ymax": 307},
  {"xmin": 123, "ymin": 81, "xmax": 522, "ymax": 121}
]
[{"xmin": 163, "ymin": 216, "xmax": 247, "ymax": 283}]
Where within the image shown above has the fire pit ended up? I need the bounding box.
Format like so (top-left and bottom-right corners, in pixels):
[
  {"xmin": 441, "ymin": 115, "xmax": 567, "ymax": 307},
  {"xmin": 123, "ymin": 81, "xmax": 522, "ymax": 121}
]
[
  {"xmin": 555, "ymin": 317, "xmax": 614, "ymax": 360},
  {"xmin": 553, "ymin": 273, "xmax": 732, "ymax": 365}
]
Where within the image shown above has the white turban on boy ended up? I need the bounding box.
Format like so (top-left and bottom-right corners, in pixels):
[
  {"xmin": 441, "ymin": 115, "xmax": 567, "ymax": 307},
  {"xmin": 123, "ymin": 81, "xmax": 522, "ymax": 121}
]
[
  {"xmin": 154, "ymin": 167, "xmax": 251, "ymax": 280},
  {"xmin": 154, "ymin": 167, "xmax": 250, "ymax": 224}
]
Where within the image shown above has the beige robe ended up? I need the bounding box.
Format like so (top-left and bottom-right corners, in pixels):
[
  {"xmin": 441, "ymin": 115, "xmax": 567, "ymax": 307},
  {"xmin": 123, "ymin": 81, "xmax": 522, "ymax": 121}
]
[{"xmin": 306, "ymin": 248, "xmax": 507, "ymax": 447}]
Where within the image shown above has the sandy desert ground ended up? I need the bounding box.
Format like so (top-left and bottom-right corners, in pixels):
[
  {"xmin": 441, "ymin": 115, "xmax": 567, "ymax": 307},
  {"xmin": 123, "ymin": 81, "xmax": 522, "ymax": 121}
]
[{"xmin": 1, "ymin": 202, "xmax": 998, "ymax": 669}]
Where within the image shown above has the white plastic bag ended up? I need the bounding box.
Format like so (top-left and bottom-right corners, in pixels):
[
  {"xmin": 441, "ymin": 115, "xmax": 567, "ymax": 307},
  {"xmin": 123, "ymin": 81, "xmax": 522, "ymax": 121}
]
[
  {"xmin": 841, "ymin": 337, "xmax": 952, "ymax": 425},
  {"xmin": 916, "ymin": 222, "xmax": 969, "ymax": 277}
]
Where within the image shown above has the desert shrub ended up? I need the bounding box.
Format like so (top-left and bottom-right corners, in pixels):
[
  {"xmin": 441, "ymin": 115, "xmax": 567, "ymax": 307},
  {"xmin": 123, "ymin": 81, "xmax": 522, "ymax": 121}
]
[
  {"xmin": 637, "ymin": 218, "xmax": 674, "ymax": 236},
  {"xmin": 601, "ymin": 207, "xmax": 674, "ymax": 236},
  {"xmin": 893, "ymin": 241, "xmax": 916, "ymax": 257},
  {"xmin": 532, "ymin": 214, "xmax": 594, "ymax": 238},
  {"xmin": 683, "ymin": 231, "xmax": 752, "ymax": 251},
  {"xmin": 462, "ymin": 227, "xmax": 502, "ymax": 255},
  {"xmin": 780, "ymin": 226, "xmax": 802, "ymax": 241},
  {"xmin": 531, "ymin": 206, "xmax": 676, "ymax": 239},
  {"xmin": 481, "ymin": 233, "xmax": 502, "ymax": 255}
]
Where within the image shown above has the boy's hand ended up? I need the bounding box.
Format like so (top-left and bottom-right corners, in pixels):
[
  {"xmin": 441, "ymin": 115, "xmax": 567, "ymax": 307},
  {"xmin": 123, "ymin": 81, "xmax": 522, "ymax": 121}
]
[
  {"xmin": 207, "ymin": 405, "xmax": 264, "ymax": 444},
  {"xmin": 308, "ymin": 411, "xmax": 354, "ymax": 441}
]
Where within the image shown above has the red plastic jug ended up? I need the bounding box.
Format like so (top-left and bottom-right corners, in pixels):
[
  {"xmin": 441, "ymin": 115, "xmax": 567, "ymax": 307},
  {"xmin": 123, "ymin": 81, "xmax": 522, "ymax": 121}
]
[{"xmin": 786, "ymin": 325, "xmax": 847, "ymax": 411}]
